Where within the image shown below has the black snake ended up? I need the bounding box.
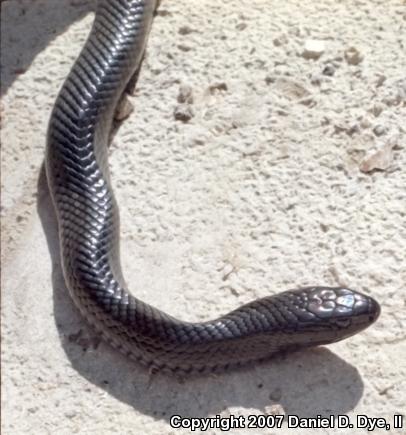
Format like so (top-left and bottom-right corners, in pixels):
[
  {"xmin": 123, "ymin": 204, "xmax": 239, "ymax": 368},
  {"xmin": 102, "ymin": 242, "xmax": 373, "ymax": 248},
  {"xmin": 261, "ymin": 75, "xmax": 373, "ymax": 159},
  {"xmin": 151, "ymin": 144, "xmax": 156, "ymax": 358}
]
[{"xmin": 45, "ymin": 0, "xmax": 380, "ymax": 375}]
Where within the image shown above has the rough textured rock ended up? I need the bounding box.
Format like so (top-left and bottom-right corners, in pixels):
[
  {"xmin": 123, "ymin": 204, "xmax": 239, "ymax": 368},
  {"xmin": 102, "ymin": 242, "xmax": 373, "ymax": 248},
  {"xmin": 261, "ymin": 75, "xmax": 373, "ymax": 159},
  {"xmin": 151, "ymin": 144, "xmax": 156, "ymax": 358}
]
[{"xmin": 1, "ymin": 0, "xmax": 405, "ymax": 434}]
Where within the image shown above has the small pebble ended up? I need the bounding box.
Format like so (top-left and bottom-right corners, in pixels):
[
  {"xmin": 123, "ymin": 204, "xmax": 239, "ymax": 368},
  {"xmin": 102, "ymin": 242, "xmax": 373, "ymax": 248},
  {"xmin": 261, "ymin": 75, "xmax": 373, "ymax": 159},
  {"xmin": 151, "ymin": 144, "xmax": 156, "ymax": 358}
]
[
  {"xmin": 370, "ymin": 103, "xmax": 384, "ymax": 117},
  {"xmin": 322, "ymin": 64, "xmax": 335, "ymax": 76},
  {"xmin": 177, "ymin": 44, "xmax": 191, "ymax": 52},
  {"xmin": 310, "ymin": 74, "xmax": 322, "ymax": 86},
  {"xmin": 320, "ymin": 223, "xmax": 329, "ymax": 232},
  {"xmin": 177, "ymin": 84, "xmax": 193, "ymax": 104},
  {"xmin": 273, "ymin": 34, "xmax": 288, "ymax": 46},
  {"xmin": 375, "ymin": 74, "xmax": 386, "ymax": 88},
  {"xmin": 299, "ymin": 96, "xmax": 315, "ymax": 106},
  {"xmin": 333, "ymin": 123, "xmax": 347, "ymax": 134},
  {"xmin": 302, "ymin": 39, "xmax": 326, "ymax": 60},
  {"xmin": 265, "ymin": 76, "xmax": 276, "ymax": 85},
  {"xmin": 65, "ymin": 411, "xmax": 77, "ymax": 419},
  {"xmin": 207, "ymin": 82, "xmax": 228, "ymax": 94},
  {"xmin": 360, "ymin": 142, "xmax": 394, "ymax": 173},
  {"xmin": 274, "ymin": 77, "xmax": 311, "ymax": 99},
  {"xmin": 236, "ymin": 22, "xmax": 247, "ymax": 31},
  {"xmin": 360, "ymin": 117, "xmax": 372, "ymax": 129},
  {"xmin": 178, "ymin": 25, "xmax": 193, "ymax": 35},
  {"xmin": 345, "ymin": 46, "xmax": 363, "ymax": 65},
  {"xmin": 347, "ymin": 123, "xmax": 360, "ymax": 136},
  {"xmin": 174, "ymin": 104, "xmax": 194, "ymax": 122},
  {"xmin": 321, "ymin": 116, "xmax": 330, "ymax": 126},
  {"xmin": 373, "ymin": 125, "xmax": 387, "ymax": 136}
]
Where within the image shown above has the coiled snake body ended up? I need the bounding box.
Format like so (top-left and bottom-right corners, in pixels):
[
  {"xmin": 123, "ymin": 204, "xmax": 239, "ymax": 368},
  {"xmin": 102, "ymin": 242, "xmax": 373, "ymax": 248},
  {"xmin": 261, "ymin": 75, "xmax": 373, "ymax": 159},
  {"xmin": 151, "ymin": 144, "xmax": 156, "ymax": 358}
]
[{"xmin": 46, "ymin": 0, "xmax": 380, "ymax": 375}]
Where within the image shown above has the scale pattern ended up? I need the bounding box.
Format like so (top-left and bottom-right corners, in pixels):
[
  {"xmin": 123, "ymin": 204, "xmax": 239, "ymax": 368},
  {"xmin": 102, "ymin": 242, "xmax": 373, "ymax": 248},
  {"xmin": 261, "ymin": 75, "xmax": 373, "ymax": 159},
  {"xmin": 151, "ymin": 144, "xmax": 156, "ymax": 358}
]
[{"xmin": 46, "ymin": 0, "xmax": 380, "ymax": 375}]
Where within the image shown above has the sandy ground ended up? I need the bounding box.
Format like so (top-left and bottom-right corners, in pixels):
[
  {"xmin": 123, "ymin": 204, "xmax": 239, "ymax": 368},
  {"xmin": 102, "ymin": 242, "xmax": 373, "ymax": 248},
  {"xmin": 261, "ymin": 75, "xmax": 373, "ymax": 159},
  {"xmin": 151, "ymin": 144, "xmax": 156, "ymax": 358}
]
[{"xmin": 1, "ymin": 0, "xmax": 405, "ymax": 434}]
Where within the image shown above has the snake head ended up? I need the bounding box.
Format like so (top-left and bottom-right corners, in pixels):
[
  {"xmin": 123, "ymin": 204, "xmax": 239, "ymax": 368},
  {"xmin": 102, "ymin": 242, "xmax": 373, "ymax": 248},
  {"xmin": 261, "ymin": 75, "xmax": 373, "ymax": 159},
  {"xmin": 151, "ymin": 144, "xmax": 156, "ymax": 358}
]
[{"xmin": 285, "ymin": 286, "xmax": 381, "ymax": 346}]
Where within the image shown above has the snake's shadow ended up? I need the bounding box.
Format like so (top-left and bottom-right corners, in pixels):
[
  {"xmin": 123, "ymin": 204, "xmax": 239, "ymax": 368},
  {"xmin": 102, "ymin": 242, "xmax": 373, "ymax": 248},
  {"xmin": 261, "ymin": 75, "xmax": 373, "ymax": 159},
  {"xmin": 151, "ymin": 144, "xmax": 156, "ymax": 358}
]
[
  {"xmin": 1, "ymin": 0, "xmax": 95, "ymax": 96},
  {"xmin": 37, "ymin": 166, "xmax": 366, "ymax": 421}
]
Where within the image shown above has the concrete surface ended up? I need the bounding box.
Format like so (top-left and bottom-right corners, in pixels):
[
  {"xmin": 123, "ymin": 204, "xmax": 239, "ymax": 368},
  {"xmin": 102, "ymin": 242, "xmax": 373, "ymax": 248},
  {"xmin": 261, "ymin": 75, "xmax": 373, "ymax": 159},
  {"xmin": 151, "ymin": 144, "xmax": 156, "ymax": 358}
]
[{"xmin": 1, "ymin": 0, "xmax": 405, "ymax": 434}]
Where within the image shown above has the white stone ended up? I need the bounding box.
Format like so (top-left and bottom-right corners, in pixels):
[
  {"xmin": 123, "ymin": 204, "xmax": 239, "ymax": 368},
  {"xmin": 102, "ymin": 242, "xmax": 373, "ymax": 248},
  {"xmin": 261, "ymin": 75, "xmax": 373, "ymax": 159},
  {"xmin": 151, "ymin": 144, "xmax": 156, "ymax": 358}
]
[{"xmin": 302, "ymin": 39, "xmax": 326, "ymax": 59}]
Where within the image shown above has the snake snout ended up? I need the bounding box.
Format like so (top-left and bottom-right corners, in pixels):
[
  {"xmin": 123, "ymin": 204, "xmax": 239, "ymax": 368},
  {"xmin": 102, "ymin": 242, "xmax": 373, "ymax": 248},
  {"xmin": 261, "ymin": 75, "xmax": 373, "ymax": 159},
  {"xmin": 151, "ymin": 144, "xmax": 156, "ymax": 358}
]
[
  {"xmin": 306, "ymin": 287, "xmax": 380, "ymax": 324},
  {"xmin": 299, "ymin": 287, "xmax": 380, "ymax": 342},
  {"xmin": 321, "ymin": 288, "xmax": 380, "ymax": 339},
  {"xmin": 350, "ymin": 290, "xmax": 381, "ymax": 325}
]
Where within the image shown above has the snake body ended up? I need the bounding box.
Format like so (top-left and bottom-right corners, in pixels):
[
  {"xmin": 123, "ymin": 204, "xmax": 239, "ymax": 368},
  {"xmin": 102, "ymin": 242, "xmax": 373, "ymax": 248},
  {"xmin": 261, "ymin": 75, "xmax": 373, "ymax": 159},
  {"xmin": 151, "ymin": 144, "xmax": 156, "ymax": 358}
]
[{"xmin": 46, "ymin": 0, "xmax": 380, "ymax": 375}]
